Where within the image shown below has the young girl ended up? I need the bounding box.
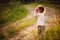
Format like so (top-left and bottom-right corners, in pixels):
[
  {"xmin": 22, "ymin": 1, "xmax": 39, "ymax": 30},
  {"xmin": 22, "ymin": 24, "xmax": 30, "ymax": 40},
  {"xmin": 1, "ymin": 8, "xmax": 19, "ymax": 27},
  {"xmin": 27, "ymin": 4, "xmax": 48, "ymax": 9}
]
[{"xmin": 34, "ymin": 6, "xmax": 45, "ymax": 35}]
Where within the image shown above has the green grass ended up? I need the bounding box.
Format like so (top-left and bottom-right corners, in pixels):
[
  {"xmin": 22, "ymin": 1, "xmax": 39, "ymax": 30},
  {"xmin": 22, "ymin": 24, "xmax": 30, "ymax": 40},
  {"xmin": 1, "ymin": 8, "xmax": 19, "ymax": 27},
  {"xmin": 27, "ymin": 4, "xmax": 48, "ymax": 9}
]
[
  {"xmin": 0, "ymin": 32, "xmax": 6, "ymax": 40},
  {"xmin": 44, "ymin": 21, "xmax": 60, "ymax": 40},
  {"xmin": 1, "ymin": 17, "xmax": 36, "ymax": 39},
  {"xmin": 0, "ymin": 2, "xmax": 28, "ymax": 24},
  {"xmin": 33, "ymin": 20, "xmax": 60, "ymax": 40},
  {"xmin": 15, "ymin": 17, "xmax": 36, "ymax": 32}
]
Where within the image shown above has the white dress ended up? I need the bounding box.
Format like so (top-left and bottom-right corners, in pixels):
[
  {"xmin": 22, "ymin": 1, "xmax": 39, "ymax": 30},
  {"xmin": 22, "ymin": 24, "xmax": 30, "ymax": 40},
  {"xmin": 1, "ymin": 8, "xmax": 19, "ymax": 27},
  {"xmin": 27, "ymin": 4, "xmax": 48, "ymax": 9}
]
[{"xmin": 34, "ymin": 12, "xmax": 45, "ymax": 26}]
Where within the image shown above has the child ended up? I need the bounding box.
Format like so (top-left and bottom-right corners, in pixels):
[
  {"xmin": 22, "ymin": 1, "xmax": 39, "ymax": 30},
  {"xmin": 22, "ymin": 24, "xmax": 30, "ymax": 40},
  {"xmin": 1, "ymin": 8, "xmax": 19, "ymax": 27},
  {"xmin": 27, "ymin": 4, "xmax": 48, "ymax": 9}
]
[{"xmin": 34, "ymin": 6, "xmax": 45, "ymax": 35}]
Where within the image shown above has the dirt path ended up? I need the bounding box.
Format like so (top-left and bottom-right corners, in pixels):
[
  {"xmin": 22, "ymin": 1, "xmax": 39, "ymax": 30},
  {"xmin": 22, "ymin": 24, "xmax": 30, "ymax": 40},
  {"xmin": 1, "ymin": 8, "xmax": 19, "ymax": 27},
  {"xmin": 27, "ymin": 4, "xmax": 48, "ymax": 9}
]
[{"xmin": 9, "ymin": 5, "xmax": 57, "ymax": 40}]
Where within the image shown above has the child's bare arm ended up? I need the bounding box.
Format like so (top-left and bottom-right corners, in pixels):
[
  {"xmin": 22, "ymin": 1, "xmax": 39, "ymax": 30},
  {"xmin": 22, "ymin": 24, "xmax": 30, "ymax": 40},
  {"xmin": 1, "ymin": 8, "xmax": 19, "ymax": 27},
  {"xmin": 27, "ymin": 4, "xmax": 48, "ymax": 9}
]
[{"xmin": 33, "ymin": 9, "xmax": 38, "ymax": 19}]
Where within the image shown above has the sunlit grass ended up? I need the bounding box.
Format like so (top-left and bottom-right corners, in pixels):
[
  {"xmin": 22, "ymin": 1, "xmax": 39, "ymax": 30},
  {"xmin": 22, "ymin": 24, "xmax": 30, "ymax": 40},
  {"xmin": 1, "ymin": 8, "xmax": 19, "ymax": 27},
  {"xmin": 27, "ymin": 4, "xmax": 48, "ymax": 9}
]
[
  {"xmin": 15, "ymin": 17, "xmax": 36, "ymax": 32},
  {"xmin": 0, "ymin": 17, "xmax": 36, "ymax": 39},
  {"xmin": 43, "ymin": 21, "xmax": 60, "ymax": 40},
  {"xmin": 30, "ymin": 20, "xmax": 60, "ymax": 40}
]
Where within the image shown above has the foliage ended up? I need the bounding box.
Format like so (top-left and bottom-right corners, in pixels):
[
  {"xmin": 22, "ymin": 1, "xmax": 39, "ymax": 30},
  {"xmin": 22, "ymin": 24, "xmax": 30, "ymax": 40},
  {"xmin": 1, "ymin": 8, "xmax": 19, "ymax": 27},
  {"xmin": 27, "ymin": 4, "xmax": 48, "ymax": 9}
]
[
  {"xmin": 0, "ymin": 0, "xmax": 60, "ymax": 5},
  {"xmin": 5, "ymin": 27, "xmax": 16, "ymax": 38},
  {"xmin": 0, "ymin": 2, "xmax": 28, "ymax": 24},
  {"xmin": 0, "ymin": 32, "xmax": 5, "ymax": 40},
  {"xmin": 44, "ymin": 22, "xmax": 60, "ymax": 40}
]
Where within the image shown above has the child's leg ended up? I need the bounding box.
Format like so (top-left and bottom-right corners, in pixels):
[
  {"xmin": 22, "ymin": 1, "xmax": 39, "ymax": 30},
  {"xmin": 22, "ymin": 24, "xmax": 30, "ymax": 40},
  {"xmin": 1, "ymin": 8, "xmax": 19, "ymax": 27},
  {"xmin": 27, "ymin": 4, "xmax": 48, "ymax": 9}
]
[
  {"xmin": 41, "ymin": 26, "xmax": 45, "ymax": 33},
  {"xmin": 38, "ymin": 25, "xmax": 45, "ymax": 35},
  {"xmin": 38, "ymin": 25, "xmax": 42, "ymax": 35}
]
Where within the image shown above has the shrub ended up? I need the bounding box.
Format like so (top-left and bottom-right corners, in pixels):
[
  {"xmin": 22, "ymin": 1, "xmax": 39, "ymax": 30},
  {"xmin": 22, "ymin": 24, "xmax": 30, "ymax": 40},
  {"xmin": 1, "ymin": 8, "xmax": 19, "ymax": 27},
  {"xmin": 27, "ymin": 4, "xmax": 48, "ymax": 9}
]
[
  {"xmin": 0, "ymin": 2, "xmax": 28, "ymax": 24},
  {"xmin": 0, "ymin": 32, "xmax": 5, "ymax": 40},
  {"xmin": 5, "ymin": 27, "xmax": 17, "ymax": 38}
]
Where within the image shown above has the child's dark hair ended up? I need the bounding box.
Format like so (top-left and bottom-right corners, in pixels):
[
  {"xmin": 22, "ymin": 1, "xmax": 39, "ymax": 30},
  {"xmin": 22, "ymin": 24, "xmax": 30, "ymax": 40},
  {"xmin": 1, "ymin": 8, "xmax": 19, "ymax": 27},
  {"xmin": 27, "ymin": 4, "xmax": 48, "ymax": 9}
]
[{"xmin": 38, "ymin": 7, "xmax": 44, "ymax": 13}]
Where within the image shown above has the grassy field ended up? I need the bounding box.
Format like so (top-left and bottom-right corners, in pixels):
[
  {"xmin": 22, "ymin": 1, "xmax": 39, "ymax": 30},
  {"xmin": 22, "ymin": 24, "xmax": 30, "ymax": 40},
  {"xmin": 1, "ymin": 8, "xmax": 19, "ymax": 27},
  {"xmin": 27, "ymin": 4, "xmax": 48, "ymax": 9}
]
[
  {"xmin": 0, "ymin": 17, "xmax": 36, "ymax": 40},
  {"xmin": 27, "ymin": 19, "xmax": 60, "ymax": 40},
  {"xmin": 39, "ymin": 21, "xmax": 60, "ymax": 40},
  {"xmin": 0, "ymin": 3, "xmax": 60, "ymax": 40},
  {"xmin": 0, "ymin": 2, "xmax": 28, "ymax": 24},
  {"xmin": 0, "ymin": 3, "xmax": 37, "ymax": 40}
]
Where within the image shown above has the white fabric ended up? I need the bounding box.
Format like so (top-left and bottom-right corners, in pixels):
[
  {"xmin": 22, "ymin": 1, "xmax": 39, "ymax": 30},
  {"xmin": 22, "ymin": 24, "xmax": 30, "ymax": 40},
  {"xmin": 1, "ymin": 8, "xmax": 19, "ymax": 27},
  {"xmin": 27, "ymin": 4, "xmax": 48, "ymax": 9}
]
[{"xmin": 34, "ymin": 11, "xmax": 45, "ymax": 26}]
